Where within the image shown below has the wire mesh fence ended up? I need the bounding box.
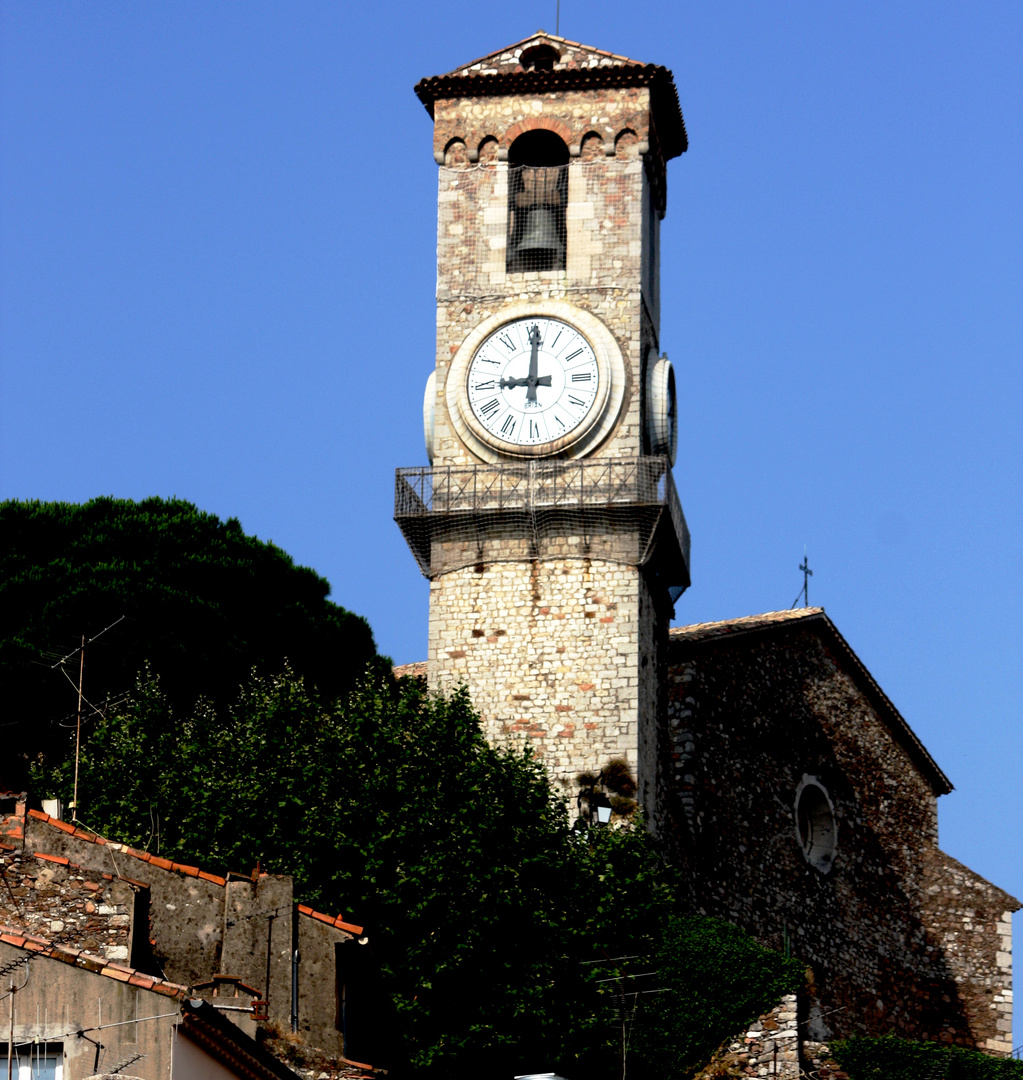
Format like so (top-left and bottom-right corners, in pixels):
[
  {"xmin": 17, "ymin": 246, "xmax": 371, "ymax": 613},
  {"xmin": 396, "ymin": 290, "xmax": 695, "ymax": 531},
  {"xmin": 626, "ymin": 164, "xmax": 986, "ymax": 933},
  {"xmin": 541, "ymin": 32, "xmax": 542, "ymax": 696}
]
[{"xmin": 395, "ymin": 455, "xmax": 689, "ymax": 597}]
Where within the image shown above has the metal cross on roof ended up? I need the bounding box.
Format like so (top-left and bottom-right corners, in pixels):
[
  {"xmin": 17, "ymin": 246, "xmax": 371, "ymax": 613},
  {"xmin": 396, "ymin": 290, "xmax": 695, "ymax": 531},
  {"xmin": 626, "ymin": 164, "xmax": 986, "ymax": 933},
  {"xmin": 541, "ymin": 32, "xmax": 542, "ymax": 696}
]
[{"xmin": 792, "ymin": 548, "xmax": 813, "ymax": 609}]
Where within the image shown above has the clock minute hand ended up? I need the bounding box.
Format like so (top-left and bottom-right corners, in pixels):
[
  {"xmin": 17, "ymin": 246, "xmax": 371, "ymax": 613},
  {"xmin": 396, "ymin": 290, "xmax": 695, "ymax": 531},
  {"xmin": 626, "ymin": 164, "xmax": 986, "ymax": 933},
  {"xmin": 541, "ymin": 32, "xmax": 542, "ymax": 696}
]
[{"xmin": 526, "ymin": 324, "xmax": 542, "ymax": 402}]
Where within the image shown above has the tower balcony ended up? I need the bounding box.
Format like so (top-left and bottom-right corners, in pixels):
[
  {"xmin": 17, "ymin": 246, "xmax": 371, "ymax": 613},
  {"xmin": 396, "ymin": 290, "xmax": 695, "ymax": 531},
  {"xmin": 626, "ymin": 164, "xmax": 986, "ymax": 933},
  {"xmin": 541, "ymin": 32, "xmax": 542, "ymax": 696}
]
[{"xmin": 395, "ymin": 455, "xmax": 690, "ymax": 600}]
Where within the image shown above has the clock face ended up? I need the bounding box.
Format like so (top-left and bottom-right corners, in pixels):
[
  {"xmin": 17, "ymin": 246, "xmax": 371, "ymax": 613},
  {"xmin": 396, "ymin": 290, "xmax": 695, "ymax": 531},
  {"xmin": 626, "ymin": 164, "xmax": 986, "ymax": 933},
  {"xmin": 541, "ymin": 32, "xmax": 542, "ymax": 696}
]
[{"xmin": 466, "ymin": 317, "xmax": 600, "ymax": 448}]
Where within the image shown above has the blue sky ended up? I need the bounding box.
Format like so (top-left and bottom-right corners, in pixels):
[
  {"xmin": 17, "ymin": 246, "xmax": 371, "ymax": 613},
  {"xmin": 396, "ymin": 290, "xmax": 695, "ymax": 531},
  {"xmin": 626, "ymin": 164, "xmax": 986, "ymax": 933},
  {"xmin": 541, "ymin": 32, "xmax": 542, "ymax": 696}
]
[{"xmin": 2, "ymin": 0, "xmax": 1021, "ymax": 1034}]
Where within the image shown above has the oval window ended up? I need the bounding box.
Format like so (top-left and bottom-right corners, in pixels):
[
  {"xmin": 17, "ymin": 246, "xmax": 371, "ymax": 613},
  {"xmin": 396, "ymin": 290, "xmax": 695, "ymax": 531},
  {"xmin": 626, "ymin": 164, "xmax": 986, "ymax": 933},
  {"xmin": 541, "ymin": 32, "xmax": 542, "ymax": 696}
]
[{"xmin": 795, "ymin": 777, "xmax": 837, "ymax": 873}]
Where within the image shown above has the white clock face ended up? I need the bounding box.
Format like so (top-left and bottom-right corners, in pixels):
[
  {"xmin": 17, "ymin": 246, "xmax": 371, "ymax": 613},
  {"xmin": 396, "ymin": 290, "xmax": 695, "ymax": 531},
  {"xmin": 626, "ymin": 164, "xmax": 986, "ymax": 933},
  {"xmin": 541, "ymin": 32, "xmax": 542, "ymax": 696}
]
[{"xmin": 466, "ymin": 317, "xmax": 600, "ymax": 448}]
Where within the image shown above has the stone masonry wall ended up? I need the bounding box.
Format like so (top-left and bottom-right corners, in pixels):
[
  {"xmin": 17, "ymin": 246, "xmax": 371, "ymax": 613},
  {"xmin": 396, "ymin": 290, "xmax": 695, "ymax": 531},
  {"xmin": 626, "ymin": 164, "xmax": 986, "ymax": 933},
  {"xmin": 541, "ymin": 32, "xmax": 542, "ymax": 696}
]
[
  {"xmin": 921, "ymin": 847, "xmax": 1016, "ymax": 1055},
  {"xmin": 0, "ymin": 846, "xmax": 140, "ymax": 963},
  {"xmin": 429, "ymin": 557, "xmax": 658, "ymax": 789},
  {"xmin": 695, "ymin": 995, "xmax": 801, "ymax": 1079},
  {"xmin": 662, "ymin": 621, "xmax": 1019, "ymax": 1053}
]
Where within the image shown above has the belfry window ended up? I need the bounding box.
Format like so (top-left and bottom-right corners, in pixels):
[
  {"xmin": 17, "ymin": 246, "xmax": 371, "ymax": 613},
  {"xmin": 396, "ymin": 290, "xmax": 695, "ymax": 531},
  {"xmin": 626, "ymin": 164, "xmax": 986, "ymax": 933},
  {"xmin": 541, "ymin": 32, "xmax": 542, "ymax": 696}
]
[{"xmin": 506, "ymin": 130, "xmax": 569, "ymax": 273}]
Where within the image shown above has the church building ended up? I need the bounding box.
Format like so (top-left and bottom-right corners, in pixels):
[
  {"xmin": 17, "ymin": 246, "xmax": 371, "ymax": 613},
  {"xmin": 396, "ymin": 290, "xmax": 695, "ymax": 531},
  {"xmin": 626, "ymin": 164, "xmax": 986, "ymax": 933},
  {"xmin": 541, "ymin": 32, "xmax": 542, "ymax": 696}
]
[{"xmin": 394, "ymin": 31, "xmax": 1017, "ymax": 1060}]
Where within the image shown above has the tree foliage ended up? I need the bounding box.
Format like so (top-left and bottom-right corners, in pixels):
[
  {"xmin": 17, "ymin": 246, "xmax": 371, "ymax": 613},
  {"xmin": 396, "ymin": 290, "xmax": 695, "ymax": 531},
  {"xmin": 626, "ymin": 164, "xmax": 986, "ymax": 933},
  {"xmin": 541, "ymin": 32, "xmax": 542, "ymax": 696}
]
[
  {"xmin": 0, "ymin": 497, "xmax": 378, "ymax": 779},
  {"xmin": 37, "ymin": 667, "xmax": 798, "ymax": 1079}
]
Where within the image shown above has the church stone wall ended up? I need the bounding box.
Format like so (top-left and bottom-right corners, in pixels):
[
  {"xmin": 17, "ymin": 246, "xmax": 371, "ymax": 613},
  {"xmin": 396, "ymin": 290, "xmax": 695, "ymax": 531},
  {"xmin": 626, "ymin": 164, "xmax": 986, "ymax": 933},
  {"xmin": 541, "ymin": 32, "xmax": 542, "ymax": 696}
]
[
  {"xmin": 661, "ymin": 622, "xmax": 1017, "ymax": 1054},
  {"xmin": 428, "ymin": 556, "xmax": 663, "ymax": 789}
]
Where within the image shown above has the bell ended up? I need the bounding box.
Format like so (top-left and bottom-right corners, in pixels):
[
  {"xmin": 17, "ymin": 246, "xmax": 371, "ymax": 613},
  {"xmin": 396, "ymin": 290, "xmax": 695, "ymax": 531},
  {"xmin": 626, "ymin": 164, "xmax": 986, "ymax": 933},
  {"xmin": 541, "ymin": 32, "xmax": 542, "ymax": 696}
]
[{"xmin": 515, "ymin": 207, "xmax": 564, "ymax": 263}]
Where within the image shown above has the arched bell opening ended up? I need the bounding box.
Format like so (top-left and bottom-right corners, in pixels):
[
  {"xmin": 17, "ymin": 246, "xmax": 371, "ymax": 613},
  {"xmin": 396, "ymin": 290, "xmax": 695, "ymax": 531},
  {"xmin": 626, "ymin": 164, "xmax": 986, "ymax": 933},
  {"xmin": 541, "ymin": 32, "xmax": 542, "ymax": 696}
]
[{"xmin": 506, "ymin": 130, "xmax": 569, "ymax": 273}]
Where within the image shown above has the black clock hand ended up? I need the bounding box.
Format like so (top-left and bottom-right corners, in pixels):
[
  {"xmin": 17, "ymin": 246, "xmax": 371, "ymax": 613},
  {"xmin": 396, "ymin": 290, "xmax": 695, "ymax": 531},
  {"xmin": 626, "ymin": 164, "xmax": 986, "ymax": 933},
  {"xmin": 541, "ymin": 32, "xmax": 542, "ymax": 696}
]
[
  {"xmin": 526, "ymin": 324, "xmax": 542, "ymax": 402},
  {"xmin": 498, "ymin": 325, "xmax": 551, "ymax": 399}
]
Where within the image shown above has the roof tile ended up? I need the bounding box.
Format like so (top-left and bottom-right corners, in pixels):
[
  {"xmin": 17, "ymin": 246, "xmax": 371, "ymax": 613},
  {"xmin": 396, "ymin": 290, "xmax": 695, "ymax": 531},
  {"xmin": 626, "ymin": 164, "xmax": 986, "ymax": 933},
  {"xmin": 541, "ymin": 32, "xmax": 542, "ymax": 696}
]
[{"xmin": 33, "ymin": 853, "xmax": 69, "ymax": 866}]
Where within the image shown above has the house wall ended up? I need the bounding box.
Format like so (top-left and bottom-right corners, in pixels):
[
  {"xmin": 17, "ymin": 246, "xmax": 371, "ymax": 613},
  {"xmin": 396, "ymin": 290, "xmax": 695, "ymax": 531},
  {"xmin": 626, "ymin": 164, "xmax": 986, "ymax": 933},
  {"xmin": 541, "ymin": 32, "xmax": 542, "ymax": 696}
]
[
  {"xmin": 661, "ymin": 622, "xmax": 1017, "ymax": 1053},
  {"xmin": 0, "ymin": 943, "xmax": 177, "ymax": 1080}
]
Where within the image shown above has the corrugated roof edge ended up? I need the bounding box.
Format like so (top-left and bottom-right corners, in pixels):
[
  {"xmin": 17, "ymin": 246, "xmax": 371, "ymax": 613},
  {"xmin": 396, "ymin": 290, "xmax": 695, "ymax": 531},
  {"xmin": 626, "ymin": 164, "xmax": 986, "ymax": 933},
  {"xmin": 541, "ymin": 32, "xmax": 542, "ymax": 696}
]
[
  {"xmin": 23, "ymin": 810, "xmax": 362, "ymax": 934},
  {"xmin": 0, "ymin": 922, "xmax": 191, "ymax": 997},
  {"xmin": 669, "ymin": 608, "xmax": 954, "ymax": 796}
]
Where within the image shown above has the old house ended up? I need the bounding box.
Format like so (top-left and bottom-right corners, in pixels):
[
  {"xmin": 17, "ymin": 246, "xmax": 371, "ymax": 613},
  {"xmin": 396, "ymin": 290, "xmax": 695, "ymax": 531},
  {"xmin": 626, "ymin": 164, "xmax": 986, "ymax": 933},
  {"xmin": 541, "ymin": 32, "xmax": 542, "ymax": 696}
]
[
  {"xmin": 0, "ymin": 795, "xmax": 386, "ymax": 1078},
  {"xmin": 0, "ymin": 925, "xmax": 301, "ymax": 1080}
]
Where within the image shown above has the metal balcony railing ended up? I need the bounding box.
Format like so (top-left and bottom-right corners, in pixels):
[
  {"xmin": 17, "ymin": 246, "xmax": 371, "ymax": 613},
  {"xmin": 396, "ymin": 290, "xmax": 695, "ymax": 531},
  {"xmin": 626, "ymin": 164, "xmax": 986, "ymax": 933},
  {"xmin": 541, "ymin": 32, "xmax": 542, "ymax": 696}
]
[{"xmin": 394, "ymin": 455, "xmax": 690, "ymax": 597}]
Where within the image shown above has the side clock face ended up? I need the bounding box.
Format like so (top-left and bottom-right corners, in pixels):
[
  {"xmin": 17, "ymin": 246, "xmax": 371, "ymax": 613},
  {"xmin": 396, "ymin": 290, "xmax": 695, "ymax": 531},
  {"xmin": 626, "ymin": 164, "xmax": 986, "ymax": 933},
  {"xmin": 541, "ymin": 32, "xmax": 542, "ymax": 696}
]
[{"xmin": 466, "ymin": 317, "xmax": 600, "ymax": 448}]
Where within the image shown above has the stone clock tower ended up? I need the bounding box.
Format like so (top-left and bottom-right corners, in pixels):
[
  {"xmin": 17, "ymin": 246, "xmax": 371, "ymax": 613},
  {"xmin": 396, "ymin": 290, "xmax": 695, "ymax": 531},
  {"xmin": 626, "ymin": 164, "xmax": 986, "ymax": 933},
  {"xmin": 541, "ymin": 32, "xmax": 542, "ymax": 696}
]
[{"xmin": 396, "ymin": 32, "xmax": 690, "ymax": 808}]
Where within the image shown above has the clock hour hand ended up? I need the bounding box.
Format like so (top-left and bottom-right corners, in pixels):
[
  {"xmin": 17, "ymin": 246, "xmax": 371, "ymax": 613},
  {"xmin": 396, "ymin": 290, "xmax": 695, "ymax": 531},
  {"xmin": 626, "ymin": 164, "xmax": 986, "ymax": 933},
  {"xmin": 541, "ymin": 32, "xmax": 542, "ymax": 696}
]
[{"xmin": 499, "ymin": 374, "xmax": 552, "ymax": 389}]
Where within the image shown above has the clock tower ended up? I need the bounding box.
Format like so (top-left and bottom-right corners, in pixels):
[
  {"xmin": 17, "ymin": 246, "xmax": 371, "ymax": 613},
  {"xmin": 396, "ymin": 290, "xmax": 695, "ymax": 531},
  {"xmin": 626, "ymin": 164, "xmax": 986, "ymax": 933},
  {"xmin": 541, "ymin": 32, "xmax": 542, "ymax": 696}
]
[{"xmin": 396, "ymin": 32, "xmax": 690, "ymax": 809}]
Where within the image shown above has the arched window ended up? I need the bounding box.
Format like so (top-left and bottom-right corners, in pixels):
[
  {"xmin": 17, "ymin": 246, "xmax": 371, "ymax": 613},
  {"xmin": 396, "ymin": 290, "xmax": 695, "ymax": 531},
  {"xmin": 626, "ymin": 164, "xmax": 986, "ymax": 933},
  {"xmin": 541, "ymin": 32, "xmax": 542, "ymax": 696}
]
[{"xmin": 506, "ymin": 130, "xmax": 569, "ymax": 273}]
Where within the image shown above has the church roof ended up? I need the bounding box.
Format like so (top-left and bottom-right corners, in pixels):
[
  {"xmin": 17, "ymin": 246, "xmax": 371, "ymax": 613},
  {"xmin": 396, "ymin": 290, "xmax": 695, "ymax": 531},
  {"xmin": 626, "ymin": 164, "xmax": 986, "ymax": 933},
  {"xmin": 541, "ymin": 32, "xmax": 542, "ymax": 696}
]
[
  {"xmin": 414, "ymin": 31, "xmax": 688, "ymax": 159},
  {"xmin": 670, "ymin": 608, "xmax": 954, "ymax": 796}
]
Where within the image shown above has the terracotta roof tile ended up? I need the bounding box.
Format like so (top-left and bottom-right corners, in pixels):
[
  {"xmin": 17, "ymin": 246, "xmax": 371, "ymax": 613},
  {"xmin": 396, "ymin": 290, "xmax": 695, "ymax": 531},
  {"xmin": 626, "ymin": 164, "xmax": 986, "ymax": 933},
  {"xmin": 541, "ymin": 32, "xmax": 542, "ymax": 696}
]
[
  {"xmin": 295, "ymin": 905, "xmax": 363, "ymax": 935},
  {"xmin": 173, "ymin": 862, "xmax": 200, "ymax": 877},
  {"xmin": 198, "ymin": 871, "xmax": 226, "ymax": 885},
  {"xmin": 33, "ymin": 852, "xmax": 69, "ymax": 865},
  {"xmin": 0, "ymin": 921, "xmax": 190, "ymax": 1000}
]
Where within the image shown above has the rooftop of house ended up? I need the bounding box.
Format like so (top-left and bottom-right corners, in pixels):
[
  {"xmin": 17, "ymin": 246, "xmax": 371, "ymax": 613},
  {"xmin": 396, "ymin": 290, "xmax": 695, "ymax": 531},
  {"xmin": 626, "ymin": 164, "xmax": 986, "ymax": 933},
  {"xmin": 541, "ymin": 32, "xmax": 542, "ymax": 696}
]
[{"xmin": 0, "ymin": 801, "xmax": 364, "ymax": 936}]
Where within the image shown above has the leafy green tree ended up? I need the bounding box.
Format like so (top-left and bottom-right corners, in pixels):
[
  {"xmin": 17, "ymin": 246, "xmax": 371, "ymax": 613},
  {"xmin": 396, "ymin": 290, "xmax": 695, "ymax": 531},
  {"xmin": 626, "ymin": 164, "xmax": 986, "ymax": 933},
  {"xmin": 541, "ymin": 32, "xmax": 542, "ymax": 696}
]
[
  {"xmin": 38, "ymin": 667, "xmax": 798, "ymax": 1080},
  {"xmin": 0, "ymin": 497, "xmax": 378, "ymax": 780}
]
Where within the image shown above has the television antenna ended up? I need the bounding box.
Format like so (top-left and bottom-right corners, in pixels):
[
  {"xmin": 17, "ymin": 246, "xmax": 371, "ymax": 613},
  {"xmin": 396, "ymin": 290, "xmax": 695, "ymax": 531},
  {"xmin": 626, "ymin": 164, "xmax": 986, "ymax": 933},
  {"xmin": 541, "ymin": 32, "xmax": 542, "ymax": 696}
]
[{"xmin": 50, "ymin": 616, "xmax": 126, "ymax": 822}]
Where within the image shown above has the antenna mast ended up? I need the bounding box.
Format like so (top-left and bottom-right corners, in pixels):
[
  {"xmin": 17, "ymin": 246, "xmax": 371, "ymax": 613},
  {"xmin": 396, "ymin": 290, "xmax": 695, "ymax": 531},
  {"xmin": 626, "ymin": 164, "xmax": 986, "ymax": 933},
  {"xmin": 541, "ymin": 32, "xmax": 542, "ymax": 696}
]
[{"xmin": 73, "ymin": 635, "xmax": 85, "ymax": 823}]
